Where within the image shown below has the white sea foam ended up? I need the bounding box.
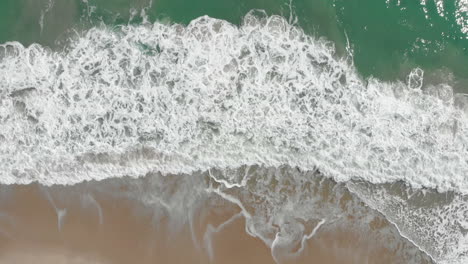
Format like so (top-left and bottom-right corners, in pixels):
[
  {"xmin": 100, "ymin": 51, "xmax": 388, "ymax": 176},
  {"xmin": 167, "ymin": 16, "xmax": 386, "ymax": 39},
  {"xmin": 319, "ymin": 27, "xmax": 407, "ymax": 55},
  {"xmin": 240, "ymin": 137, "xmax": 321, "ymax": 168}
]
[
  {"xmin": 69, "ymin": 167, "xmax": 430, "ymax": 263},
  {"xmin": 1, "ymin": 12, "xmax": 467, "ymax": 191},
  {"xmin": 1, "ymin": 11, "xmax": 468, "ymax": 262},
  {"xmin": 456, "ymin": 0, "xmax": 468, "ymax": 37},
  {"xmin": 421, "ymin": 0, "xmax": 468, "ymax": 38},
  {"xmin": 348, "ymin": 181, "xmax": 468, "ymax": 264}
]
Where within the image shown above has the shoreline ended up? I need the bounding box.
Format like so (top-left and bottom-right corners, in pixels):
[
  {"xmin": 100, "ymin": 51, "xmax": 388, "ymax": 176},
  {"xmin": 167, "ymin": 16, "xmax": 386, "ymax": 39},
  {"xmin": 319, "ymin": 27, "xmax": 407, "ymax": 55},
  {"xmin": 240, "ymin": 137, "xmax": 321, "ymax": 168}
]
[{"xmin": 0, "ymin": 181, "xmax": 433, "ymax": 264}]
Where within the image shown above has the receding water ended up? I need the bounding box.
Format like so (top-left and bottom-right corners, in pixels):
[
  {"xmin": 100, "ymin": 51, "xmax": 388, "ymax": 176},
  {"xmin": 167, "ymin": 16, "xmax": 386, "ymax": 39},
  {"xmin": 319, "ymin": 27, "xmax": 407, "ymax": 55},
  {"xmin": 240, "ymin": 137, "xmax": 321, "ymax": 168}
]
[{"xmin": 1, "ymin": 1, "xmax": 468, "ymax": 263}]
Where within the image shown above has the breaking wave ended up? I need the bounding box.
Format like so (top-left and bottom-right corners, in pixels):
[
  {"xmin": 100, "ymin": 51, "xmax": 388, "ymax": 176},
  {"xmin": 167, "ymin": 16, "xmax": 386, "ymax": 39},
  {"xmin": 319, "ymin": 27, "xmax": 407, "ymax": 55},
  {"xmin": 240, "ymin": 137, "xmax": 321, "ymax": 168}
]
[{"xmin": 1, "ymin": 11, "xmax": 468, "ymax": 263}]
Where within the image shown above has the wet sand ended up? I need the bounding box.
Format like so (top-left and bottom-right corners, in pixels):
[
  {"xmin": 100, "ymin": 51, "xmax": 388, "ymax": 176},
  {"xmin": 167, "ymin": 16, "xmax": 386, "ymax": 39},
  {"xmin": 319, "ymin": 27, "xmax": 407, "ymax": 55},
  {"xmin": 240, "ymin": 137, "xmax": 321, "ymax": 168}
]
[{"xmin": 0, "ymin": 184, "xmax": 431, "ymax": 264}]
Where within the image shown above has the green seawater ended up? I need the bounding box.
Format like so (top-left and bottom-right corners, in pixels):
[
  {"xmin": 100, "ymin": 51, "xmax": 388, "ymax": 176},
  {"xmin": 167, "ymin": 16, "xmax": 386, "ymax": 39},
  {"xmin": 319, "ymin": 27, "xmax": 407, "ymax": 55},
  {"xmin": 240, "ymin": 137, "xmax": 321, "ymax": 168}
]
[{"xmin": 0, "ymin": 0, "xmax": 467, "ymax": 87}]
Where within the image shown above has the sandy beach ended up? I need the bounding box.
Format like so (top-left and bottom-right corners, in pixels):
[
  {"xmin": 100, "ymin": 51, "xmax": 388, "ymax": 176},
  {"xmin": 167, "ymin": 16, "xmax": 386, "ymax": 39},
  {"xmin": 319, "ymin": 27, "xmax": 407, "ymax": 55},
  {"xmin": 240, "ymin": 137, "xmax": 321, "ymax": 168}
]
[{"xmin": 0, "ymin": 183, "xmax": 432, "ymax": 264}]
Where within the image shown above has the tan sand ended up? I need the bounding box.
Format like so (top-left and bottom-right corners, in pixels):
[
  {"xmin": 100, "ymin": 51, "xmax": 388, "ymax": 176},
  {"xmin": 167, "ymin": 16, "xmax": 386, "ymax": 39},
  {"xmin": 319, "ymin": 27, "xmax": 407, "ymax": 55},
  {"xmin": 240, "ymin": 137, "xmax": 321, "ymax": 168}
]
[{"xmin": 0, "ymin": 184, "xmax": 431, "ymax": 264}]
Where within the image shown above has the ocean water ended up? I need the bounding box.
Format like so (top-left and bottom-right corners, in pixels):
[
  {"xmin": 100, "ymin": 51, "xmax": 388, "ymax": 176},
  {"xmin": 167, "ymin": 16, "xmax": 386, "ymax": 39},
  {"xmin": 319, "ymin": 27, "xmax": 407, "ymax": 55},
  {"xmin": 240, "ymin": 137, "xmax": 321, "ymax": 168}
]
[{"xmin": 0, "ymin": 0, "xmax": 468, "ymax": 263}]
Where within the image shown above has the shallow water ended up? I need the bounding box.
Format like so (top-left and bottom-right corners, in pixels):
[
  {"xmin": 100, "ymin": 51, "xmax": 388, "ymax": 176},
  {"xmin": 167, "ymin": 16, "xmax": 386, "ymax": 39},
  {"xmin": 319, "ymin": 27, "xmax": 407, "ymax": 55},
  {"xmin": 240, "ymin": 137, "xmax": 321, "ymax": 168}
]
[
  {"xmin": 1, "ymin": 1, "xmax": 468, "ymax": 263},
  {"xmin": 0, "ymin": 173, "xmax": 433, "ymax": 264}
]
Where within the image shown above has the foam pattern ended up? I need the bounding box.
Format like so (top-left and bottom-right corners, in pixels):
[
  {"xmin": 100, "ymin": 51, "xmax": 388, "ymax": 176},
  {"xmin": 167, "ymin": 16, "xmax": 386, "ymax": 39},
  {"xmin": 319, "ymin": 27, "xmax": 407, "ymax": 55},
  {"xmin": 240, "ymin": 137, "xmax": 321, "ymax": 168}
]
[
  {"xmin": 39, "ymin": 166, "xmax": 431, "ymax": 263},
  {"xmin": 1, "ymin": 11, "xmax": 468, "ymax": 191},
  {"xmin": 1, "ymin": 11, "xmax": 468, "ymax": 262},
  {"xmin": 205, "ymin": 166, "xmax": 431, "ymax": 263},
  {"xmin": 348, "ymin": 181, "xmax": 468, "ymax": 264}
]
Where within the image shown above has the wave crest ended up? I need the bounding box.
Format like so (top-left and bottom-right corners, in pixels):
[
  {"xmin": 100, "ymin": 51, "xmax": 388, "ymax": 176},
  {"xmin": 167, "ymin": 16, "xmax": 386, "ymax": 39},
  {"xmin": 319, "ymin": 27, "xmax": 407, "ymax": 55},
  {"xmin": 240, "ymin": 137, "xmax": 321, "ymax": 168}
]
[{"xmin": 1, "ymin": 12, "xmax": 467, "ymax": 191}]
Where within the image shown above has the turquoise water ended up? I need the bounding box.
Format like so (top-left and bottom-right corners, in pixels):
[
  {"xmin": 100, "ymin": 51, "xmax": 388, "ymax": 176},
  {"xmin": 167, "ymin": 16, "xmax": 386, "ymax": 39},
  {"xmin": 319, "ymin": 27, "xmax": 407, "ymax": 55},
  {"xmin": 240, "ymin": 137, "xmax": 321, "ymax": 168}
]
[
  {"xmin": 1, "ymin": 1, "xmax": 468, "ymax": 263},
  {"xmin": 0, "ymin": 0, "xmax": 467, "ymax": 84}
]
